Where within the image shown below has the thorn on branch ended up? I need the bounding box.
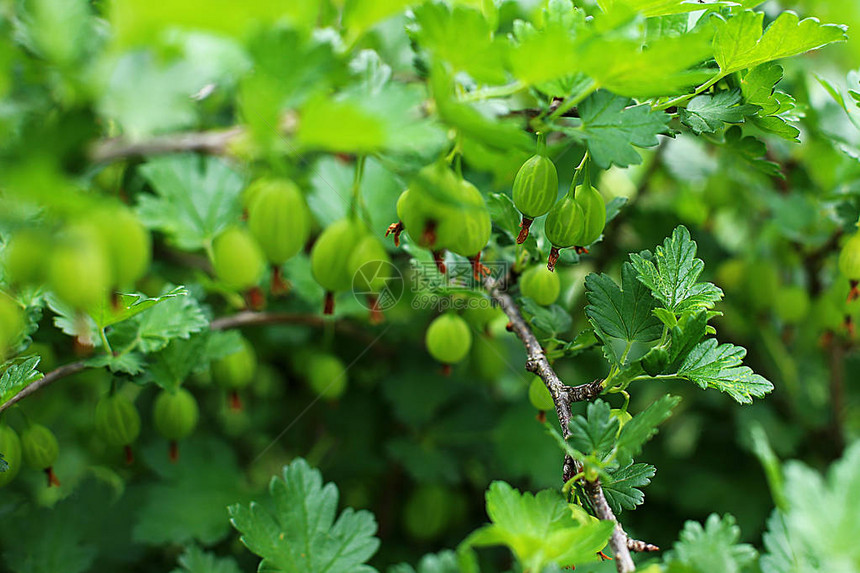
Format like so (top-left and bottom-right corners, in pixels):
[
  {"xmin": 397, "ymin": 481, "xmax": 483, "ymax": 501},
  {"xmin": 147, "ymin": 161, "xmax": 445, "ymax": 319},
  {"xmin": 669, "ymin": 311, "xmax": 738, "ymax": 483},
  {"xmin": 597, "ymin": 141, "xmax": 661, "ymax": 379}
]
[{"xmin": 627, "ymin": 538, "xmax": 660, "ymax": 553}]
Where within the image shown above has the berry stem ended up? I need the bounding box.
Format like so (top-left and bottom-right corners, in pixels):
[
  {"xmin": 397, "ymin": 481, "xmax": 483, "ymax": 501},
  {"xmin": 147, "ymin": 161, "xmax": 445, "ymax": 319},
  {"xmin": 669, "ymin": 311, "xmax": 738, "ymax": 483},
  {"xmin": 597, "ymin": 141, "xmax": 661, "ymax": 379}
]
[
  {"xmin": 547, "ymin": 247, "xmax": 561, "ymax": 272},
  {"xmin": 848, "ymin": 279, "xmax": 859, "ymax": 302},
  {"xmin": 432, "ymin": 250, "xmax": 447, "ymax": 274},
  {"xmin": 385, "ymin": 221, "xmax": 404, "ymax": 247},
  {"xmin": 349, "ymin": 155, "xmax": 367, "ymax": 218},
  {"xmin": 169, "ymin": 440, "xmax": 179, "ymax": 463},
  {"xmin": 270, "ymin": 266, "xmax": 290, "ymax": 296},
  {"xmin": 367, "ymin": 295, "xmax": 384, "ymax": 324},
  {"xmin": 323, "ymin": 291, "xmax": 335, "ymax": 315},
  {"xmin": 517, "ymin": 217, "xmax": 534, "ymax": 244},
  {"xmin": 124, "ymin": 445, "xmax": 134, "ymax": 465},
  {"xmin": 536, "ymin": 132, "xmax": 547, "ymax": 156},
  {"xmin": 45, "ymin": 467, "xmax": 60, "ymax": 488}
]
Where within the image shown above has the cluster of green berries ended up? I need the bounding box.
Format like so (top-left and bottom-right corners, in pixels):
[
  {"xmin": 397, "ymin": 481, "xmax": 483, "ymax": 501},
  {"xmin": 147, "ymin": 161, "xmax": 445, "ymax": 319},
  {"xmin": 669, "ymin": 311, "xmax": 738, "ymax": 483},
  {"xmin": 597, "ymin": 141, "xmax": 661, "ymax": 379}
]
[
  {"xmin": 388, "ymin": 162, "xmax": 491, "ymax": 279},
  {"xmin": 512, "ymin": 139, "xmax": 606, "ymax": 270},
  {"xmin": 0, "ymin": 421, "xmax": 61, "ymax": 488},
  {"xmin": 4, "ymin": 204, "xmax": 151, "ymax": 312}
]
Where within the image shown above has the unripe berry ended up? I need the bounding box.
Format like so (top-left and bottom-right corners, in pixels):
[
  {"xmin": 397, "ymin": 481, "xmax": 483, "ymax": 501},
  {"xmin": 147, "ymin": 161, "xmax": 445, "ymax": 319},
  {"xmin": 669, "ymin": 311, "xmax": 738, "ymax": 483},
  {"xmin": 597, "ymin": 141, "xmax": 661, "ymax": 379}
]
[
  {"xmin": 839, "ymin": 232, "xmax": 860, "ymax": 301},
  {"xmin": 839, "ymin": 232, "xmax": 860, "ymax": 279},
  {"xmin": 544, "ymin": 196, "xmax": 585, "ymax": 271},
  {"xmin": 48, "ymin": 224, "xmax": 111, "ymax": 310},
  {"xmin": 212, "ymin": 227, "xmax": 266, "ymax": 291},
  {"xmin": 246, "ymin": 178, "xmax": 311, "ymax": 265},
  {"xmin": 403, "ymin": 485, "xmax": 453, "ymax": 540},
  {"xmin": 0, "ymin": 424, "xmax": 22, "ymax": 487},
  {"xmin": 528, "ymin": 377, "xmax": 555, "ymax": 411},
  {"xmin": 425, "ymin": 313, "xmax": 472, "ymax": 365},
  {"xmin": 306, "ymin": 353, "xmax": 348, "ymax": 400},
  {"xmin": 610, "ymin": 408, "xmax": 633, "ymax": 429},
  {"xmin": 572, "ymin": 183, "xmax": 606, "ymax": 247},
  {"xmin": 153, "ymin": 388, "xmax": 199, "ymax": 442},
  {"xmin": 94, "ymin": 393, "xmax": 141, "ymax": 447},
  {"xmin": 774, "ymin": 286, "xmax": 810, "ymax": 324},
  {"xmin": 4, "ymin": 230, "xmax": 49, "ymax": 285},
  {"xmin": 519, "ymin": 266, "xmax": 561, "ymax": 306},
  {"xmin": 512, "ymin": 154, "xmax": 559, "ymax": 243},
  {"xmin": 96, "ymin": 206, "xmax": 152, "ymax": 288},
  {"xmin": 20, "ymin": 423, "xmax": 60, "ymax": 487},
  {"xmin": 471, "ymin": 333, "xmax": 506, "ymax": 381},
  {"xmin": 399, "ymin": 164, "xmax": 467, "ymax": 249},
  {"xmin": 348, "ymin": 236, "xmax": 392, "ymax": 294},
  {"xmin": 211, "ymin": 337, "xmax": 257, "ymax": 390},
  {"xmin": 94, "ymin": 392, "xmax": 140, "ymax": 464},
  {"xmin": 447, "ymin": 179, "xmax": 491, "ymax": 259},
  {"xmin": 311, "ymin": 218, "xmax": 365, "ymax": 313}
]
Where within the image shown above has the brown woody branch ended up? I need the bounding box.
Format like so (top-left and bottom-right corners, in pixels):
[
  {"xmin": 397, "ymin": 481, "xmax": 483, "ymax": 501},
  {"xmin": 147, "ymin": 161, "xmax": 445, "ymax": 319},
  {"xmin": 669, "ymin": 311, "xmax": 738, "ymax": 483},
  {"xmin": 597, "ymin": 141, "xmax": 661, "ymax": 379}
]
[
  {"xmin": 0, "ymin": 309, "xmax": 378, "ymax": 415},
  {"xmin": 0, "ymin": 361, "xmax": 87, "ymax": 415},
  {"xmin": 483, "ymin": 275, "xmax": 638, "ymax": 573},
  {"xmin": 89, "ymin": 113, "xmax": 298, "ymax": 163}
]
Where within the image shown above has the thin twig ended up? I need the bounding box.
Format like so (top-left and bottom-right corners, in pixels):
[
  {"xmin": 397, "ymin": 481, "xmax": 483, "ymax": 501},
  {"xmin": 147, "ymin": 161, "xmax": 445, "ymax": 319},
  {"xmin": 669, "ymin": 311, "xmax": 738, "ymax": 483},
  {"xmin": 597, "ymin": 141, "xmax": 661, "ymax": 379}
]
[
  {"xmin": 91, "ymin": 126, "xmax": 244, "ymax": 162},
  {"xmin": 483, "ymin": 275, "xmax": 637, "ymax": 573},
  {"xmin": 0, "ymin": 310, "xmax": 382, "ymax": 414},
  {"xmin": 627, "ymin": 538, "xmax": 660, "ymax": 552},
  {"xmin": 89, "ymin": 113, "xmax": 298, "ymax": 163},
  {"xmin": 0, "ymin": 361, "xmax": 87, "ymax": 414}
]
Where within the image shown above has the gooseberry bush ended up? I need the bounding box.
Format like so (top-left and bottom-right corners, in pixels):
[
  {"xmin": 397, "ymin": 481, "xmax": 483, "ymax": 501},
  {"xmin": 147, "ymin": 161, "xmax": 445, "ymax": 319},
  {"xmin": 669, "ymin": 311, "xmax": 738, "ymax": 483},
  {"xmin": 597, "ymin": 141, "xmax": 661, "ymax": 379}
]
[{"xmin": 1, "ymin": 1, "xmax": 860, "ymax": 572}]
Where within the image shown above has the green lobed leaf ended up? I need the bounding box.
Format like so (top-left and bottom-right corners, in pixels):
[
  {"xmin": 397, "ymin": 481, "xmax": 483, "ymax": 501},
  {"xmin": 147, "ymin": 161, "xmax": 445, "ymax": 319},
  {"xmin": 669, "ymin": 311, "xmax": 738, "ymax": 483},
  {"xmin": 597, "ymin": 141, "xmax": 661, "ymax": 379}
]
[
  {"xmin": 740, "ymin": 63, "xmax": 785, "ymax": 115},
  {"xmin": 599, "ymin": 0, "xmax": 738, "ymax": 18},
  {"xmin": 171, "ymin": 545, "xmax": 242, "ymax": 573},
  {"xmin": 84, "ymin": 352, "xmax": 145, "ymax": 375},
  {"xmin": 509, "ymin": 0, "xmax": 585, "ymax": 88},
  {"xmin": 616, "ymin": 395, "xmax": 681, "ymax": 465},
  {"xmin": 740, "ymin": 63, "xmax": 800, "ymax": 141},
  {"xmin": 413, "ymin": 3, "xmax": 507, "ymax": 85},
  {"xmin": 577, "ymin": 33, "xmax": 715, "ymax": 98},
  {"xmin": 713, "ymin": 10, "xmax": 846, "ymax": 75},
  {"xmin": 0, "ymin": 479, "xmax": 128, "ymax": 573},
  {"xmin": 90, "ymin": 287, "xmax": 192, "ymax": 329},
  {"xmin": 760, "ymin": 442, "xmax": 860, "ymax": 572},
  {"xmin": 122, "ymin": 290, "xmax": 209, "ymax": 354},
  {"xmin": 567, "ymin": 400, "xmax": 618, "ymax": 461},
  {"xmin": 110, "ymin": 0, "xmax": 316, "ymax": 48},
  {"xmin": 674, "ymin": 338, "xmax": 774, "ymax": 404},
  {"xmin": 135, "ymin": 438, "xmax": 251, "ymax": 547},
  {"xmin": 629, "ymin": 226, "xmax": 724, "ymax": 315},
  {"xmin": 297, "ymin": 82, "xmax": 443, "ymax": 154},
  {"xmin": 343, "ymin": 0, "xmax": 412, "ymax": 38},
  {"xmin": 487, "ymin": 193, "xmax": 522, "ymax": 240},
  {"xmin": 568, "ymin": 91, "xmax": 670, "ymax": 169},
  {"xmin": 148, "ymin": 330, "xmax": 242, "ymax": 391},
  {"xmin": 664, "ymin": 514, "xmax": 757, "ymax": 573},
  {"xmin": 520, "ymin": 298, "xmax": 573, "ymax": 339},
  {"xmin": 585, "ymin": 262, "xmax": 663, "ymax": 367},
  {"xmin": 462, "ymin": 481, "xmax": 614, "ymax": 572},
  {"xmin": 229, "ymin": 458, "xmax": 380, "ymax": 573},
  {"xmin": 723, "ymin": 125, "xmax": 781, "ymax": 176},
  {"xmin": 0, "ymin": 355, "xmax": 42, "ymax": 406},
  {"xmin": 679, "ymin": 89, "xmax": 760, "ymax": 134},
  {"xmin": 388, "ymin": 551, "xmax": 460, "ymax": 573},
  {"xmin": 602, "ymin": 462, "xmax": 656, "ymax": 514},
  {"xmin": 431, "ymin": 65, "xmax": 533, "ymax": 153},
  {"xmin": 136, "ymin": 154, "xmax": 245, "ymax": 251},
  {"xmin": 660, "ymin": 310, "xmax": 709, "ymax": 373}
]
